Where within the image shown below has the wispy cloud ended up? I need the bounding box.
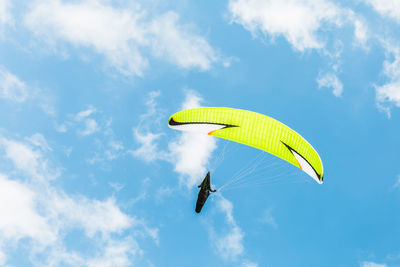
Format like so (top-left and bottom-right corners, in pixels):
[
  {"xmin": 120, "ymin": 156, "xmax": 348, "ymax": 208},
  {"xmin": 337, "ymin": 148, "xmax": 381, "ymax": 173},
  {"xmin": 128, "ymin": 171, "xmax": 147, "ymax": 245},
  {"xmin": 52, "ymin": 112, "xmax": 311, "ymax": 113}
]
[
  {"xmin": 24, "ymin": 0, "xmax": 147, "ymax": 76},
  {"xmin": 57, "ymin": 106, "xmax": 101, "ymax": 136},
  {"xmin": 24, "ymin": 0, "xmax": 220, "ymax": 77},
  {"xmin": 168, "ymin": 129, "xmax": 217, "ymax": 188},
  {"xmin": 228, "ymin": 0, "xmax": 353, "ymax": 52},
  {"xmin": 26, "ymin": 133, "xmax": 52, "ymax": 152},
  {"xmin": 0, "ymin": 0, "xmax": 13, "ymax": 26},
  {"xmin": 0, "ymin": 174, "xmax": 56, "ymax": 247},
  {"xmin": 229, "ymin": 0, "xmax": 400, "ymax": 114},
  {"xmin": 393, "ymin": 174, "xmax": 400, "ymax": 188},
  {"xmin": 364, "ymin": 0, "xmax": 400, "ymax": 24},
  {"xmin": 75, "ymin": 106, "xmax": 97, "ymax": 121},
  {"xmin": 0, "ymin": 66, "xmax": 29, "ymax": 102},
  {"xmin": 317, "ymin": 72, "xmax": 344, "ymax": 97},
  {"xmin": 374, "ymin": 42, "xmax": 400, "ymax": 117},
  {"xmin": 132, "ymin": 130, "xmax": 165, "ymax": 162},
  {"xmin": 154, "ymin": 186, "xmax": 175, "ymax": 203},
  {"xmin": 130, "ymin": 91, "xmax": 169, "ymax": 163},
  {"xmin": 353, "ymin": 17, "xmax": 369, "ymax": 49},
  {"xmin": 216, "ymin": 198, "xmax": 244, "ymax": 259},
  {"xmin": 242, "ymin": 261, "xmax": 258, "ymax": 267},
  {"xmin": 131, "ymin": 89, "xmax": 217, "ymax": 188},
  {"xmin": 61, "ymin": 109, "xmax": 126, "ymax": 164},
  {"xmin": 0, "ymin": 133, "xmax": 158, "ymax": 266},
  {"xmin": 168, "ymin": 90, "xmax": 217, "ymax": 188},
  {"xmin": 149, "ymin": 11, "xmax": 218, "ymax": 71},
  {"xmin": 55, "ymin": 106, "xmax": 128, "ymax": 165},
  {"xmin": 208, "ymin": 195, "xmax": 245, "ymax": 261},
  {"xmin": 86, "ymin": 238, "xmax": 141, "ymax": 267},
  {"xmin": 362, "ymin": 261, "xmax": 387, "ymax": 267},
  {"xmin": 259, "ymin": 207, "xmax": 278, "ymax": 229},
  {"xmin": 200, "ymin": 194, "xmax": 258, "ymax": 265},
  {"xmin": 0, "ymin": 65, "xmax": 56, "ymax": 116},
  {"xmin": 228, "ymin": 0, "xmax": 368, "ymax": 97},
  {"xmin": 74, "ymin": 106, "xmax": 99, "ymax": 136},
  {"xmin": 0, "ymin": 135, "xmax": 59, "ymax": 182},
  {"xmin": 47, "ymin": 193, "xmax": 133, "ymax": 237},
  {"xmin": 35, "ymin": 235, "xmax": 144, "ymax": 267}
]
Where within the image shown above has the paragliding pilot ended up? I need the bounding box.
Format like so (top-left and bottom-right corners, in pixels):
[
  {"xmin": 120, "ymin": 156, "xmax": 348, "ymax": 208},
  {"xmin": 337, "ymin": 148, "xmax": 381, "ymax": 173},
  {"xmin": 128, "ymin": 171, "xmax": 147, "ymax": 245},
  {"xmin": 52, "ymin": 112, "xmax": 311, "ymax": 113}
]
[{"xmin": 195, "ymin": 171, "xmax": 216, "ymax": 213}]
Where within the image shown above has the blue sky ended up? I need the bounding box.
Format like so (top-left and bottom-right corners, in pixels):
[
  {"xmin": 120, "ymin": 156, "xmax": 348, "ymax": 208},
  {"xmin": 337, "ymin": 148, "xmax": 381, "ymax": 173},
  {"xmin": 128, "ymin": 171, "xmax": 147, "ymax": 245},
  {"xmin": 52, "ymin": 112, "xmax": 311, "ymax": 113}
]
[{"xmin": 1, "ymin": 0, "xmax": 400, "ymax": 266}]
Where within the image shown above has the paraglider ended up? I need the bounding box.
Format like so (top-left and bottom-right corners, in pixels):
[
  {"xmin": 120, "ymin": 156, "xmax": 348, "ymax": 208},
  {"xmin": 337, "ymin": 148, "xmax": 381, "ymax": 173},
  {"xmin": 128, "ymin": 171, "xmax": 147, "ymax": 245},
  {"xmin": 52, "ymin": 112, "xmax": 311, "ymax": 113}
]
[
  {"xmin": 168, "ymin": 107, "xmax": 324, "ymax": 213},
  {"xmin": 195, "ymin": 171, "xmax": 216, "ymax": 213}
]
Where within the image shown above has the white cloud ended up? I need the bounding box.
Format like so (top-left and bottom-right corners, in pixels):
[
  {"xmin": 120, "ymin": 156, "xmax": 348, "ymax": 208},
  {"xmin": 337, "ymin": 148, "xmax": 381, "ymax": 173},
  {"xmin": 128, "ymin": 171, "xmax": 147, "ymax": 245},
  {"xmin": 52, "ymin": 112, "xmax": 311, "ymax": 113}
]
[
  {"xmin": 229, "ymin": 0, "xmax": 369, "ymax": 52},
  {"xmin": 228, "ymin": 0, "xmax": 367, "ymax": 97},
  {"xmin": 364, "ymin": 0, "xmax": 400, "ymax": 24},
  {"xmin": 48, "ymin": 193, "xmax": 132, "ymax": 237},
  {"xmin": 394, "ymin": 174, "xmax": 400, "ymax": 188},
  {"xmin": 61, "ymin": 106, "xmax": 100, "ymax": 136},
  {"xmin": 88, "ymin": 139, "xmax": 125, "ymax": 164},
  {"xmin": 228, "ymin": 0, "xmax": 348, "ymax": 52},
  {"xmin": 353, "ymin": 18, "xmax": 369, "ymax": 48},
  {"xmin": 24, "ymin": 0, "xmax": 148, "ymax": 76},
  {"xmin": 180, "ymin": 89, "xmax": 204, "ymax": 110},
  {"xmin": 55, "ymin": 123, "xmax": 67, "ymax": 133},
  {"xmin": 0, "ymin": 66, "xmax": 29, "ymax": 102},
  {"xmin": 377, "ymin": 81, "xmax": 400, "ymax": 113},
  {"xmin": 168, "ymin": 90, "xmax": 217, "ymax": 188},
  {"xmin": 0, "ymin": 134, "xmax": 158, "ymax": 266},
  {"xmin": 209, "ymin": 195, "xmax": 244, "ymax": 260},
  {"xmin": 0, "ymin": 174, "xmax": 56, "ymax": 247},
  {"xmin": 58, "ymin": 109, "xmax": 126, "ymax": 163},
  {"xmin": 60, "ymin": 109, "xmax": 126, "ymax": 164},
  {"xmin": 0, "ymin": 136, "xmax": 58, "ymax": 181},
  {"xmin": 75, "ymin": 106, "xmax": 97, "ymax": 121},
  {"xmin": 0, "ymin": 135, "xmax": 53, "ymax": 180},
  {"xmin": 259, "ymin": 207, "xmax": 278, "ymax": 229},
  {"xmin": 150, "ymin": 12, "xmax": 217, "ymax": 70},
  {"xmin": 362, "ymin": 262, "xmax": 387, "ymax": 267},
  {"xmin": 375, "ymin": 43, "xmax": 400, "ymax": 117},
  {"xmin": 216, "ymin": 225, "xmax": 244, "ymax": 260},
  {"xmin": 79, "ymin": 118, "xmax": 99, "ymax": 136},
  {"xmin": 131, "ymin": 130, "xmax": 165, "ymax": 162},
  {"xmin": 36, "ymin": 246, "xmax": 85, "ymax": 267},
  {"xmin": 317, "ymin": 72, "xmax": 344, "ymax": 97},
  {"xmin": 0, "ymin": 66, "xmax": 56, "ymax": 116},
  {"xmin": 130, "ymin": 91, "xmax": 169, "ymax": 162},
  {"xmin": 131, "ymin": 90, "xmax": 217, "ymax": 188},
  {"xmin": 206, "ymin": 195, "xmax": 257, "ymax": 265},
  {"xmin": 24, "ymin": 0, "xmax": 219, "ymax": 77},
  {"xmin": 26, "ymin": 133, "xmax": 52, "ymax": 152},
  {"xmin": 168, "ymin": 132, "xmax": 216, "ymax": 188},
  {"xmin": 86, "ymin": 239, "xmax": 140, "ymax": 267},
  {"xmin": 0, "ymin": 0, "xmax": 13, "ymax": 26},
  {"xmin": 154, "ymin": 186, "xmax": 175, "ymax": 203},
  {"xmin": 72, "ymin": 106, "xmax": 100, "ymax": 136},
  {"xmin": 36, "ymin": 237, "xmax": 143, "ymax": 267},
  {"xmin": 242, "ymin": 261, "xmax": 258, "ymax": 267}
]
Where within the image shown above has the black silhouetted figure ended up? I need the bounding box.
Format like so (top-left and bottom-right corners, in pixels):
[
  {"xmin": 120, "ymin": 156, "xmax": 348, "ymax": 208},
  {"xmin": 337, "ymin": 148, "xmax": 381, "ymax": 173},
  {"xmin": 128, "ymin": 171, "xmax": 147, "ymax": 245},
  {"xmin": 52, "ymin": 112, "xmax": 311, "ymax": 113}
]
[{"xmin": 195, "ymin": 172, "xmax": 216, "ymax": 213}]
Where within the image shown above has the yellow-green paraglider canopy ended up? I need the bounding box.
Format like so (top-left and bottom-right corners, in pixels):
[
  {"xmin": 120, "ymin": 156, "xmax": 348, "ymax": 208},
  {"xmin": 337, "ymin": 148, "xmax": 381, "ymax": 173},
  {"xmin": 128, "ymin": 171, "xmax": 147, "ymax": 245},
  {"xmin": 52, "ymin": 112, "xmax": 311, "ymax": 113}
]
[{"xmin": 168, "ymin": 107, "xmax": 323, "ymax": 184}]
